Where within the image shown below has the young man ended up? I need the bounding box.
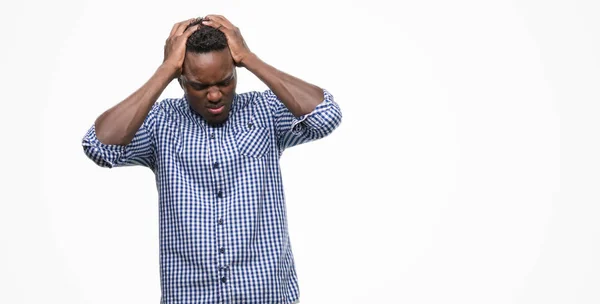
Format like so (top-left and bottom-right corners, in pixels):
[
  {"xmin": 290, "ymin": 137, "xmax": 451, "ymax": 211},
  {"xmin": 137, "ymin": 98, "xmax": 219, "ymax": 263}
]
[{"xmin": 82, "ymin": 15, "xmax": 342, "ymax": 304}]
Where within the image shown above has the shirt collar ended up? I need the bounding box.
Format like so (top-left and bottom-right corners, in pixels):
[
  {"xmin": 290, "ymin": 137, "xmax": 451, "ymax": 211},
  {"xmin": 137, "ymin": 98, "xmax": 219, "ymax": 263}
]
[{"xmin": 182, "ymin": 93, "xmax": 240, "ymax": 130}]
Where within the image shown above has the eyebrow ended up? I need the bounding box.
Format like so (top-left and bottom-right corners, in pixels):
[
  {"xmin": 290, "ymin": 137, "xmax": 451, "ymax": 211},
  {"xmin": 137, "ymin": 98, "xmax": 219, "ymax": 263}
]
[{"xmin": 188, "ymin": 73, "xmax": 234, "ymax": 86}]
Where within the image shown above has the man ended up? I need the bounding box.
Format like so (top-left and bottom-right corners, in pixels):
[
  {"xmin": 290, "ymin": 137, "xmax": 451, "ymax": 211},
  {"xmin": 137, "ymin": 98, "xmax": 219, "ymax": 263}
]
[{"xmin": 82, "ymin": 15, "xmax": 342, "ymax": 304}]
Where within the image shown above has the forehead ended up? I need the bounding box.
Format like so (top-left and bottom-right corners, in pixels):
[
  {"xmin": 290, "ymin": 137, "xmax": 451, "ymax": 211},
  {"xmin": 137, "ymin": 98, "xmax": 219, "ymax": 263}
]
[{"xmin": 182, "ymin": 49, "xmax": 235, "ymax": 83}]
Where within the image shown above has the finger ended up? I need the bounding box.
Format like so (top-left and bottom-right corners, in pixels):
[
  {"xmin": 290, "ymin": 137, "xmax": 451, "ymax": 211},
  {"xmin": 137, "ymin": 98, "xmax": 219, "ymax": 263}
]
[
  {"xmin": 170, "ymin": 19, "xmax": 191, "ymax": 36},
  {"xmin": 182, "ymin": 24, "xmax": 200, "ymax": 38},
  {"xmin": 202, "ymin": 20, "xmax": 228, "ymax": 34},
  {"xmin": 169, "ymin": 22, "xmax": 180, "ymax": 37},
  {"xmin": 205, "ymin": 14, "xmax": 228, "ymax": 23},
  {"xmin": 200, "ymin": 19, "xmax": 220, "ymax": 29},
  {"xmin": 216, "ymin": 15, "xmax": 235, "ymax": 28},
  {"xmin": 172, "ymin": 18, "xmax": 195, "ymax": 37},
  {"xmin": 203, "ymin": 15, "xmax": 233, "ymax": 30},
  {"xmin": 169, "ymin": 19, "xmax": 188, "ymax": 37},
  {"xmin": 204, "ymin": 15, "xmax": 230, "ymax": 26}
]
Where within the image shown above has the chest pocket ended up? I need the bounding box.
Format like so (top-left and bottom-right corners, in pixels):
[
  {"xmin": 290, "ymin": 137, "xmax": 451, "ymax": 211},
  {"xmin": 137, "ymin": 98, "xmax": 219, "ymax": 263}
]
[{"xmin": 234, "ymin": 123, "xmax": 272, "ymax": 159}]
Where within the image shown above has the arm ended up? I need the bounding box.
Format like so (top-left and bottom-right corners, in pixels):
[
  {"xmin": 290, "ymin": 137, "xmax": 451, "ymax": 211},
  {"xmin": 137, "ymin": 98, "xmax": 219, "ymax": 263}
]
[
  {"xmin": 202, "ymin": 15, "xmax": 342, "ymax": 152},
  {"xmin": 241, "ymin": 54, "xmax": 323, "ymax": 117},
  {"xmin": 201, "ymin": 15, "xmax": 325, "ymax": 117},
  {"xmin": 94, "ymin": 64, "xmax": 175, "ymax": 146},
  {"xmin": 82, "ymin": 19, "xmax": 201, "ymax": 168},
  {"xmin": 95, "ymin": 19, "xmax": 200, "ymax": 146},
  {"xmin": 262, "ymin": 88, "xmax": 342, "ymax": 151}
]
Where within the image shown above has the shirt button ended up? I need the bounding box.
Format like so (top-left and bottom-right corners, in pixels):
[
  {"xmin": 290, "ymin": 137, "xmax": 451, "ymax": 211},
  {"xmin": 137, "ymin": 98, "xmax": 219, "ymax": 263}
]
[
  {"xmin": 221, "ymin": 277, "xmax": 227, "ymax": 283},
  {"xmin": 209, "ymin": 133, "xmax": 215, "ymax": 139},
  {"xmin": 218, "ymin": 219, "xmax": 224, "ymax": 225},
  {"xmin": 247, "ymin": 123, "xmax": 254, "ymax": 129},
  {"xmin": 217, "ymin": 190, "xmax": 223, "ymax": 198},
  {"xmin": 213, "ymin": 162, "xmax": 220, "ymax": 169},
  {"xmin": 219, "ymin": 247, "xmax": 225, "ymax": 254}
]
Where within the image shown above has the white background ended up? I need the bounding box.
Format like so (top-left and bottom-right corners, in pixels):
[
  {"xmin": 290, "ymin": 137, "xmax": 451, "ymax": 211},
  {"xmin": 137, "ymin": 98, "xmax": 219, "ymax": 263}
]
[{"xmin": 0, "ymin": 0, "xmax": 598, "ymax": 303}]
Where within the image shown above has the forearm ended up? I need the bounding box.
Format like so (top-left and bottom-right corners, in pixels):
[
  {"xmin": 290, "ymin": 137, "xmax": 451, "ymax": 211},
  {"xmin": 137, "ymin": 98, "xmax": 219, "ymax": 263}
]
[
  {"xmin": 94, "ymin": 64, "xmax": 176, "ymax": 145},
  {"xmin": 242, "ymin": 53, "xmax": 324, "ymax": 117}
]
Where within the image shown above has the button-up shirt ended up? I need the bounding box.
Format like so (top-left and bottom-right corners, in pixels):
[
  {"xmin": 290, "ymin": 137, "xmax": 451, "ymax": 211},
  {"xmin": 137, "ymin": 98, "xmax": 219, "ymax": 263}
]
[{"xmin": 81, "ymin": 89, "xmax": 342, "ymax": 304}]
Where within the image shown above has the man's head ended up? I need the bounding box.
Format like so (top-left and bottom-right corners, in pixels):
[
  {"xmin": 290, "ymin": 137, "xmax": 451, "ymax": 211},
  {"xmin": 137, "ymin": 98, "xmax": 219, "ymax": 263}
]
[{"xmin": 179, "ymin": 18, "xmax": 236, "ymax": 126}]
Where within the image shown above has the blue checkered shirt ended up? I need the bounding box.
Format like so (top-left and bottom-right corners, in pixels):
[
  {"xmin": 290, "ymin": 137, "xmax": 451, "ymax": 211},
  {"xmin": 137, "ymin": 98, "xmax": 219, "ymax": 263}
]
[{"xmin": 82, "ymin": 88, "xmax": 342, "ymax": 304}]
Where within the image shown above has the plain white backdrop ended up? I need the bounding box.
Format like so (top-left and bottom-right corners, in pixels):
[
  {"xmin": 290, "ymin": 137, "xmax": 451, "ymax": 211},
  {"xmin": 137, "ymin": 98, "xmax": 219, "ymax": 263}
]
[{"xmin": 0, "ymin": 0, "xmax": 598, "ymax": 303}]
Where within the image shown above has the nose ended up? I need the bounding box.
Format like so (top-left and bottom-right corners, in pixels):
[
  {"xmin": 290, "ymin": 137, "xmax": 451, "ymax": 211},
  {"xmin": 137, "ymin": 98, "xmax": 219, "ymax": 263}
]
[{"xmin": 207, "ymin": 86, "xmax": 222, "ymax": 103}]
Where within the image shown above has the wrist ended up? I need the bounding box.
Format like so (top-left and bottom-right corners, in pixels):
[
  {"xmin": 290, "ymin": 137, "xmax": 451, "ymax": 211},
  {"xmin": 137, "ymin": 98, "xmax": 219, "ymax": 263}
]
[
  {"xmin": 158, "ymin": 62, "xmax": 180, "ymax": 80},
  {"xmin": 239, "ymin": 52, "xmax": 259, "ymax": 69}
]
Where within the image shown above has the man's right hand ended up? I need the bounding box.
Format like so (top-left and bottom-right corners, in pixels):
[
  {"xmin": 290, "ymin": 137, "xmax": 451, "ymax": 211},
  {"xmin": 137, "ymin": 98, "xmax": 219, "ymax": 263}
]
[{"xmin": 162, "ymin": 18, "xmax": 200, "ymax": 78}]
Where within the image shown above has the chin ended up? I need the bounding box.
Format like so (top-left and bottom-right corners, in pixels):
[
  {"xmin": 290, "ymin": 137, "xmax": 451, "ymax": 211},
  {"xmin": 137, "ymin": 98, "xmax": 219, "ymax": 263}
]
[{"xmin": 206, "ymin": 114, "xmax": 230, "ymax": 126}]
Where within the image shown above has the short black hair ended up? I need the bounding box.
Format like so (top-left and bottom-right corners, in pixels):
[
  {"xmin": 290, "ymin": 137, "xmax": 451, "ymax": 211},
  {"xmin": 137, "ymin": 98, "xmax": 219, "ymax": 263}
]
[{"xmin": 185, "ymin": 18, "xmax": 228, "ymax": 53}]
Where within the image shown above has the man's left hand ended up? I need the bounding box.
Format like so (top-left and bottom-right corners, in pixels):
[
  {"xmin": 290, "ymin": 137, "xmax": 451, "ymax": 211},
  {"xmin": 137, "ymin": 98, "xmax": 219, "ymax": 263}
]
[{"xmin": 202, "ymin": 15, "xmax": 254, "ymax": 66}]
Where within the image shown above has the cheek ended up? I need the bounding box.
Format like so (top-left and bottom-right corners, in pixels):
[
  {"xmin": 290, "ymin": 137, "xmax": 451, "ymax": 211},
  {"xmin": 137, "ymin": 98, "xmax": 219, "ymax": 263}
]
[
  {"xmin": 186, "ymin": 90, "xmax": 205, "ymax": 100},
  {"xmin": 224, "ymin": 84, "xmax": 237, "ymax": 96},
  {"xmin": 186, "ymin": 95, "xmax": 207, "ymax": 108}
]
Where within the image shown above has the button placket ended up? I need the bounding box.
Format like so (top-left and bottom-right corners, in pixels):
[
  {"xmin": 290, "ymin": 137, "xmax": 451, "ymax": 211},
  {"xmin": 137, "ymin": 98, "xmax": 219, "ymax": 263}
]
[{"xmin": 207, "ymin": 126, "xmax": 231, "ymax": 292}]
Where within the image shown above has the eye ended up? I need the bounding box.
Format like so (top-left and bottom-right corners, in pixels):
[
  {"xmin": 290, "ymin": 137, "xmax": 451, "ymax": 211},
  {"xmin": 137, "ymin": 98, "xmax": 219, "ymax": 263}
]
[
  {"xmin": 219, "ymin": 80, "xmax": 231, "ymax": 87},
  {"xmin": 192, "ymin": 84, "xmax": 208, "ymax": 91}
]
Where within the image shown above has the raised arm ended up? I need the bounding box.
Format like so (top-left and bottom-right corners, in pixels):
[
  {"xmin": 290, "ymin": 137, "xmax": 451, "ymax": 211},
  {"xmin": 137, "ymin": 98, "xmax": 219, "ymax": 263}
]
[
  {"xmin": 201, "ymin": 15, "xmax": 324, "ymax": 117},
  {"xmin": 94, "ymin": 19, "xmax": 200, "ymax": 146},
  {"xmin": 202, "ymin": 15, "xmax": 342, "ymax": 152}
]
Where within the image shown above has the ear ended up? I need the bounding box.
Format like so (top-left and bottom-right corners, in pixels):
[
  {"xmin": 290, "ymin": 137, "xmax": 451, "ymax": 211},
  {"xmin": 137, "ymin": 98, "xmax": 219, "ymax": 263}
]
[
  {"xmin": 232, "ymin": 55, "xmax": 241, "ymax": 67},
  {"xmin": 179, "ymin": 59, "xmax": 188, "ymax": 89}
]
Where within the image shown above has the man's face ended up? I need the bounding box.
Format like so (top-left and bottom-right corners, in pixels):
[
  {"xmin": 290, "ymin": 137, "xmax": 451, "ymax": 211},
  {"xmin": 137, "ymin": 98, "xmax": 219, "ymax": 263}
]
[{"xmin": 180, "ymin": 48, "xmax": 237, "ymax": 126}]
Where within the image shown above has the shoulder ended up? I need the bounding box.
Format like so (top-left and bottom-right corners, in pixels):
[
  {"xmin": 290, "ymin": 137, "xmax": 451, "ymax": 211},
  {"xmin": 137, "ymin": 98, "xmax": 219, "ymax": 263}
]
[
  {"xmin": 150, "ymin": 97, "xmax": 190, "ymax": 122},
  {"xmin": 233, "ymin": 90, "xmax": 280, "ymax": 113},
  {"xmin": 233, "ymin": 91, "xmax": 261, "ymax": 110},
  {"xmin": 231, "ymin": 91, "xmax": 274, "ymax": 128}
]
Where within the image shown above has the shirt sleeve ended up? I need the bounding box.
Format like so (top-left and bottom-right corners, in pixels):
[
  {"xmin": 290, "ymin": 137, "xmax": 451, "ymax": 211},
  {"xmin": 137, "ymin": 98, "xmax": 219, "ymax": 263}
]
[
  {"xmin": 81, "ymin": 102, "xmax": 160, "ymax": 169},
  {"xmin": 264, "ymin": 88, "xmax": 342, "ymax": 152}
]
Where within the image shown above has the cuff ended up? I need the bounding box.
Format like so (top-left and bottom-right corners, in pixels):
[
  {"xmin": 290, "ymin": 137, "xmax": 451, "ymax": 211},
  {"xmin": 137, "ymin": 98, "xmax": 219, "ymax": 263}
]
[
  {"xmin": 290, "ymin": 89, "xmax": 335, "ymax": 135},
  {"xmin": 81, "ymin": 124, "xmax": 126, "ymax": 168}
]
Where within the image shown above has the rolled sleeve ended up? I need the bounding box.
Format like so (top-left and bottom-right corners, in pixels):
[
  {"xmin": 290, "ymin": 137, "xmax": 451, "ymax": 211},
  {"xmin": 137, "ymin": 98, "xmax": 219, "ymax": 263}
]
[
  {"xmin": 81, "ymin": 103, "xmax": 159, "ymax": 169},
  {"xmin": 266, "ymin": 88, "xmax": 342, "ymax": 151},
  {"xmin": 81, "ymin": 125, "xmax": 128, "ymax": 168}
]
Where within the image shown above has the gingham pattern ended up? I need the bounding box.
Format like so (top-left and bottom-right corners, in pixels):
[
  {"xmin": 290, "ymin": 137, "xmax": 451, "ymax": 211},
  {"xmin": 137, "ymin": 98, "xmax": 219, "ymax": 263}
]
[{"xmin": 82, "ymin": 89, "xmax": 342, "ymax": 304}]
